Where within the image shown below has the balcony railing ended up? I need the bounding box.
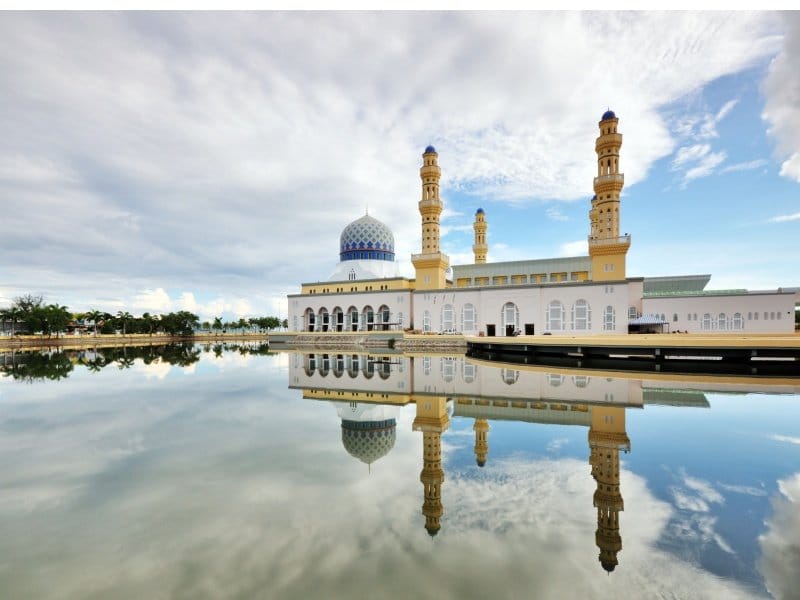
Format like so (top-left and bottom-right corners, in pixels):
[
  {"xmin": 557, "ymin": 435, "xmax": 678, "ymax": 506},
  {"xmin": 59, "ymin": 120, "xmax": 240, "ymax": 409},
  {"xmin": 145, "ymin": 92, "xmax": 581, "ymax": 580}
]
[
  {"xmin": 588, "ymin": 234, "xmax": 631, "ymax": 246},
  {"xmin": 593, "ymin": 173, "xmax": 625, "ymax": 187}
]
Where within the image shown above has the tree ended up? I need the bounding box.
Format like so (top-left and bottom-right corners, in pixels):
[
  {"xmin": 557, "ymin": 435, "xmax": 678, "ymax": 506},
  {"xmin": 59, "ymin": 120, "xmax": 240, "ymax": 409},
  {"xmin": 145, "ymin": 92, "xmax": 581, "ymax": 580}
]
[
  {"xmin": 116, "ymin": 311, "xmax": 133, "ymax": 335},
  {"xmin": 0, "ymin": 306, "xmax": 23, "ymax": 336},
  {"xmin": 84, "ymin": 309, "xmax": 103, "ymax": 336},
  {"xmin": 142, "ymin": 312, "xmax": 156, "ymax": 336},
  {"xmin": 212, "ymin": 317, "xmax": 223, "ymax": 334}
]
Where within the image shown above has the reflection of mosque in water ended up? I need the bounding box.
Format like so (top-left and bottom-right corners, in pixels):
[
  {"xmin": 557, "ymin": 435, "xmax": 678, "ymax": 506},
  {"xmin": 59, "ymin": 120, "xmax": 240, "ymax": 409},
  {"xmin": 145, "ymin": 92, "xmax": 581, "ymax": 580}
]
[{"xmin": 289, "ymin": 352, "xmax": 710, "ymax": 571}]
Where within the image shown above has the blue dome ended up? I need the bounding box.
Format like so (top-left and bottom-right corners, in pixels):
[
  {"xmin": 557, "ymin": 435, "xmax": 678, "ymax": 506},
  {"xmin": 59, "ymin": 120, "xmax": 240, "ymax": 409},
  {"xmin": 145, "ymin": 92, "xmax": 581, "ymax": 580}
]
[
  {"xmin": 341, "ymin": 419, "xmax": 397, "ymax": 465},
  {"xmin": 339, "ymin": 214, "xmax": 395, "ymax": 262},
  {"xmin": 476, "ymin": 207, "xmax": 485, "ymax": 214},
  {"xmin": 601, "ymin": 109, "xmax": 616, "ymax": 120},
  {"xmin": 424, "ymin": 145, "xmax": 436, "ymax": 154}
]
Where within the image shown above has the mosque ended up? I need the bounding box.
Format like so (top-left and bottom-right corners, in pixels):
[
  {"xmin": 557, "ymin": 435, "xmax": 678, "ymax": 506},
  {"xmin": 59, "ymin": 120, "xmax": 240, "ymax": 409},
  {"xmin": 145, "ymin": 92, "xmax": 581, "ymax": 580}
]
[{"xmin": 288, "ymin": 111, "xmax": 796, "ymax": 337}]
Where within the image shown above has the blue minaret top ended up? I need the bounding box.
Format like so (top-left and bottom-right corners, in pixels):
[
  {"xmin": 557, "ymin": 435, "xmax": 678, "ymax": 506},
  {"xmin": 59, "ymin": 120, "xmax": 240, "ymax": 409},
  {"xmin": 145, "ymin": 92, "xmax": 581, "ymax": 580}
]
[
  {"xmin": 424, "ymin": 145, "xmax": 436, "ymax": 154},
  {"xmin": 601, "ymin": 109, "xmax": 616, "ymax": 120}
]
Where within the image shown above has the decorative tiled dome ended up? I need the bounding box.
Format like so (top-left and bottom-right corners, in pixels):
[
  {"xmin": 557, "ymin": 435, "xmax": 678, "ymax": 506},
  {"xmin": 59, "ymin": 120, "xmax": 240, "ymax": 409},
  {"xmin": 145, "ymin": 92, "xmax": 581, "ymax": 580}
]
[
  {"xmin": 476, "ymin": 207, "xmax": 485, "ymax": 214},
  {"xmin": 339, "ymin": 214, "xmax": 395, "ymax": 262},
  {"xmin": 424, "ymin": 145, "xmax": 436, "ymax": 154},
  {"xmin": 601, "ymin": 109, "xmax": 616, "ymax": 121},
  {"xmin": 341, "ymin": 419, "xmax": 397, "ymax": 465}
]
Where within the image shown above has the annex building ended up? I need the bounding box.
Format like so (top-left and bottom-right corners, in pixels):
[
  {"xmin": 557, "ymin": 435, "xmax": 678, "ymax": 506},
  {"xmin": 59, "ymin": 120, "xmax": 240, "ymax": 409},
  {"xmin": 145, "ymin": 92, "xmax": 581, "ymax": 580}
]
[{"xmin": 288, "ymin": 111, "xmax": 797, "ymax": 336}]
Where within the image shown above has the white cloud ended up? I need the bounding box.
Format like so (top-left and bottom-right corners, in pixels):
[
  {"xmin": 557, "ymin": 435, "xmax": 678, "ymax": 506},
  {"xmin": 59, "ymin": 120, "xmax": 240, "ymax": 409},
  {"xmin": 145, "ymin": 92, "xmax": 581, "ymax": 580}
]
[
  {"xmin": 763, "ymin": 13, "xmax": 800, "ymax": 182},
  {"xmin": 132, "ymin": 288, "xmax": 172, "ymax": 313},
  {"xmin": 770, "ymin": 433, "xmax": 800, "ymax": 445},
  {"xmin": 546, "ymin": 207, "xmax": 569, "ymax": 221},
  {"xmin": 0, "ymin": 13, "xmax": 785, "ymax": 313},
  {"xmin": 559, "ymin": 239, "xmax": 588, "ymax": 257},
  {"xmin": 758, "ymin": 473, "xmax": 800, "ymax": 599},
  {"xmin": 721, "ymin": 158, "xmax": 768, "ymax": 173}
]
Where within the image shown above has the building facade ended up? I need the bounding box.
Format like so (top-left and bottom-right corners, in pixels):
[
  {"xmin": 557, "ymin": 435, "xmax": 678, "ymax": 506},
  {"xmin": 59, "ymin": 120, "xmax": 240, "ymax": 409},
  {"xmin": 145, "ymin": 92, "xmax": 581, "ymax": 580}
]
[{"xmin": 288, "ymin": 111, "xmax": 797, "ymax": 336}]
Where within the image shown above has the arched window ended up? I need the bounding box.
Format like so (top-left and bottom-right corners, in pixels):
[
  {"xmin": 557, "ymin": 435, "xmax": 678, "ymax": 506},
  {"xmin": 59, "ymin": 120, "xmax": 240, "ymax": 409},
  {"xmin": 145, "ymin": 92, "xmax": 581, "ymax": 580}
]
[
  {"xmin": 463, "ymin": 362, "xmax": 476, "ymax": 384},
  {"xmin": 305, "ymin": 308, "xmax": 316, "ymax": 332},
  {"xmin": 702, "ymin": 313, "xmax": 712, "ymax": 330},
  {"xmin": 441, "ymin": 358, "xmax": 455, "ymax": 383},
  {"xmin": 441, "ymin": 304, "xmax": 454, "ymax": 331},
  {"xmin": 501, "ymin": 302, "xmax": 519, "ymax": 335},
  {"xmin": 571, "ymin": 299, "xmax": 591, "ymax": 330},
  {"xmin": 501, "ymin": 368, "xmax": 519, "ymax": 385},
  {"xmin": 378, "ymin": 305, "xmax": 390, "ymax": 331},
  {"xmin": 717, "ymin": 313, "xmax": 727, "ymax": 331},
  {"xmin": 347, "ymin": 306, "xmax": 359, "ymax": 331},
  {"xmin": 318, "ymin": 308, "xmax": 329, "ymax": 332},
  {"xmin": 462, "ymin": 303, "xmax": 476, "ymax": 333},
  {"xmin": 603, "ymin": 305, "xmax": 615, "ymax": 331},
  {"xmin": 573, "ymin": 376, "xmax": 590, "ymax": 388},
  {"xmin": 547, "ymin": 300, "xmax": 565, "ymax": 331},
  {"xmin": 548, "ymin": 374, "xmax": 565, "ymax": 387},
  {"xmin": 362, "ymin": 306, "xmax": 374, "ymax": 331},
  {"xmin": 422, "ymin": 310, "xmax": 431, "ymax": 333},
  {"xmin": 732, "ymin": 313, "xmax": 743, "ymax": 330}
]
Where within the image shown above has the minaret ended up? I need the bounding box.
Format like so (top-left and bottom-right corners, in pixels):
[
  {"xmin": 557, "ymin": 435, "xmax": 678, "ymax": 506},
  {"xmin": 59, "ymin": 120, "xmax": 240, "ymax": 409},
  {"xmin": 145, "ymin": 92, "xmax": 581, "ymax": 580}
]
[
  {"xmin": 412, "ymin": 146, "xmax": 450, "ymax": 290},
  {"xmin": 589, "ymin": 110, "xmax": 630, "ymax": 281},
  {"xmin": 413, "ymin": 395, "xmax": 450, "ymax": 536},
  {"xmin": 473, "ymin": 418, "xmax": 489, "ymax": 466},
  {"xmin": 472, "ymin": 208, "xmax": 488, "ymax": 264},
  {"xmin": 588, "ymin": 406, "xmax": 630, "ymax": 573}
]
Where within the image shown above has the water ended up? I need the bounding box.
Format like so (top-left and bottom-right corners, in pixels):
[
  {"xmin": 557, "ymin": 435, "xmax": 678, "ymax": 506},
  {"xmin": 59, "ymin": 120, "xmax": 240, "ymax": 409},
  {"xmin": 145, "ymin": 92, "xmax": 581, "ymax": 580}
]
[{"xmin": 1, "ymin": 344, "xmax": 798, "ymax": 599}]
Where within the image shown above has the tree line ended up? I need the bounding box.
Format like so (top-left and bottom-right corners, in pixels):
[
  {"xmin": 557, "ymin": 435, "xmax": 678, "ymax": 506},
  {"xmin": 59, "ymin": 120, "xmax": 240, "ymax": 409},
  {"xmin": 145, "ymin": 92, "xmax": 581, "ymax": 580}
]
[{"xmin": 0, "ymin": 294, "xmax": 286, "ymax": 338}]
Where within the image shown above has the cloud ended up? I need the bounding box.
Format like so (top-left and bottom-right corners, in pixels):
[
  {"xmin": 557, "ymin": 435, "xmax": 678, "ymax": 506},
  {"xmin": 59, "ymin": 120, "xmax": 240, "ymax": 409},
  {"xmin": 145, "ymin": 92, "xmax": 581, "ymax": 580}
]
[
  {"xmin": 546, "ymin": 207, "xmax": 569, "ymax": 221},
  {"xmin": 767, "ymin": 213, "xmax": 800, "ymax": 224},
  {"xmin": 763, "ymin": 13, "xmax": 800, "ymax": 182},
  {"xmin": 559, "ymin": 239, "xmax": 588, "ymax": 257},
  {"xmin": 0, "ymin": 13, "xmax": 785, "ymax": 315},
  {"xmin": 721, "ymin": 159, "xmax": 768, "ymax": 173},
  {"xmin": 758, "ymin": 473, "xmax": 800, "ymax": 600},
  {"xmin": 770, "ymin": 433, "xmax": 800, "ymax": 445}
]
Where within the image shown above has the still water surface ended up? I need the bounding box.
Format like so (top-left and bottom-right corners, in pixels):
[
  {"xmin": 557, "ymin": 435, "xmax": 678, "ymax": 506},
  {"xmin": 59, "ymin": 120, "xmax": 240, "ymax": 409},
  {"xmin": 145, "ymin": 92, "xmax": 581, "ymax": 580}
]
[{"xmin": 1, "ymin": 343, "xmax": 798, "ymax": 599}]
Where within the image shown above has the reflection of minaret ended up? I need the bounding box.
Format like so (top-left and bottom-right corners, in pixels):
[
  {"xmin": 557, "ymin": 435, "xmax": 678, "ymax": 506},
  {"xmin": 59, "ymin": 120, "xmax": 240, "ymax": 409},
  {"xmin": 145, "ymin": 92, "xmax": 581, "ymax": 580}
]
[
  {"xmin": 413, "ymin": 395, "xmax": 450, "ymax": 536},
  {"xmin": 473, "ymin": 418, "xmax": 489, "ymax": 467},
  {"xmin": 588, "ymin": 406, "xmax": 630, "ymax": 573}
]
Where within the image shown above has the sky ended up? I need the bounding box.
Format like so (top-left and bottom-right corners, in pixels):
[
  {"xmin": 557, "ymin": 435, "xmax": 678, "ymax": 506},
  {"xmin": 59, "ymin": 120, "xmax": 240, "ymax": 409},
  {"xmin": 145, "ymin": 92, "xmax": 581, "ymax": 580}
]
[{"xmin": 1, "ymin": 11, "xmax": 799, "ymax": 321}]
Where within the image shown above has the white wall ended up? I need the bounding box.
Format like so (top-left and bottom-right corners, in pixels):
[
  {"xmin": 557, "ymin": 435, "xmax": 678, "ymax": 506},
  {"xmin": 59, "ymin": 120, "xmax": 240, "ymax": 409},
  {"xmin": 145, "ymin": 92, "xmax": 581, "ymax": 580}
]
[
  {"xmin": 642, "ymin": 292, "xmax": 795, "ymax": 334},
  {"xmin": 412, "ymin": 283, "xmax": 630, "ymax": 336}
]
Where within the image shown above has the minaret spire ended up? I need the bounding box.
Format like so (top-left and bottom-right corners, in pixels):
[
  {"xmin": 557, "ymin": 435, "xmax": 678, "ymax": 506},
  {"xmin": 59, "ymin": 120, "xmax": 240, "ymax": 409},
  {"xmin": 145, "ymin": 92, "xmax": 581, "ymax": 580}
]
[
  {"xmin": 473, "ymin": 209, "xmax": 488, "ymax": 264},
  {"xmin": 589, "ymin": 109, "xmax": 630, "ymax": 281},
  {"xmin": 412, "ymin": 145, "xmax": 450, "ymax": 290}
]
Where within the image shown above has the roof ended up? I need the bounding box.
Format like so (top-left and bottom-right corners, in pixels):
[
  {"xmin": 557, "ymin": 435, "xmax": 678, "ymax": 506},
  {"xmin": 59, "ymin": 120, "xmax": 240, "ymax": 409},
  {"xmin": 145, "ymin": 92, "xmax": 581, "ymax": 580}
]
[
  {"xmin": 643, "ymin": 274, "xmax": 711, "ymax": 295},
  {"xmin": 452, "ymin": 255, "xmax": 591, "ymax": 278}
]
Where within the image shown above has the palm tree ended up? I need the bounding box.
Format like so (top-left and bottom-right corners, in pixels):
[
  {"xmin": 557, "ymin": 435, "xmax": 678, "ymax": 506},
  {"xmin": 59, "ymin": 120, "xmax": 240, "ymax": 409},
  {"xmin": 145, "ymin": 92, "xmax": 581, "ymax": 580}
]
[
  {"xmin": 85, "ymin": 309, "xmax": 103, "ymax": 336},
  {"xmin": 142, "ymin": 312, "xmax": 155, "ymax": 336},
  {"xmin": 116, "ymin": 311, "xmax": 133, "ymax": 336}
]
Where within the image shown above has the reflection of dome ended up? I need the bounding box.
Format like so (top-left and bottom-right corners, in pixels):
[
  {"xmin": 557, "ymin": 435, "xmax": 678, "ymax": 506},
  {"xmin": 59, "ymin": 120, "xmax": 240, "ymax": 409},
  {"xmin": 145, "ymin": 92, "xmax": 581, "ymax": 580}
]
[
  {"xmin": 341, "ymin": 419, "xmax": 397, "ymax": 465},
  {"xmin": 339, "ymin": 214, "xmax": 395, "ymax": 262},
  {"xmin": 601, "ymin": 561, "xmax": 616, "ymax": 573},
  {"xmin": 601, "ymin": 109, "xmax": 616, "ymax": 120}
]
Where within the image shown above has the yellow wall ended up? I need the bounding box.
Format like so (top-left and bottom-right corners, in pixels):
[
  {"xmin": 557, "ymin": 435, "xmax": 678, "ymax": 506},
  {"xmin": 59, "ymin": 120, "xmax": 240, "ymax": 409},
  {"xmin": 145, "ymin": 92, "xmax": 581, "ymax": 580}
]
[{"xmin": 302, "ymin": 278, "xmax": 413, "ymax": 295}]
